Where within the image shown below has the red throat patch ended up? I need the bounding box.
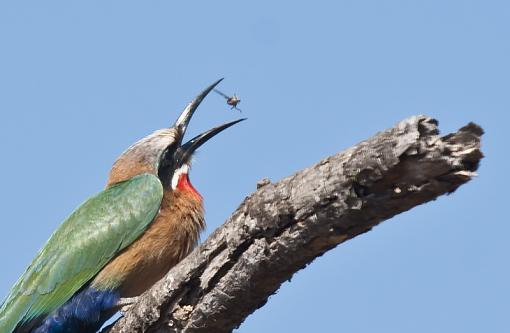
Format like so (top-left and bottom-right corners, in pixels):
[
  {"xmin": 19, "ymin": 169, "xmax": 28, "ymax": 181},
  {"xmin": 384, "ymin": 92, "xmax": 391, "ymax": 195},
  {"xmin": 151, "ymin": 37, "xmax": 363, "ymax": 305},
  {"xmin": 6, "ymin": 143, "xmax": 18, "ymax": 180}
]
[{"xmin": 176, "ymin": 173, "xmax": 201, "ymax": 199}]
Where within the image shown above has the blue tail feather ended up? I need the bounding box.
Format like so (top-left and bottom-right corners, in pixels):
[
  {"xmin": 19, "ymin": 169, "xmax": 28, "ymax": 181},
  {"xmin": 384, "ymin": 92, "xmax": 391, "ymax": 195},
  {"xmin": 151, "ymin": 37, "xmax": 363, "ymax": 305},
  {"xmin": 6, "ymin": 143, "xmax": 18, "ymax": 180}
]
[{"xmin": 22, "ymin": 287, "xmax": 119, "ymax": 333}]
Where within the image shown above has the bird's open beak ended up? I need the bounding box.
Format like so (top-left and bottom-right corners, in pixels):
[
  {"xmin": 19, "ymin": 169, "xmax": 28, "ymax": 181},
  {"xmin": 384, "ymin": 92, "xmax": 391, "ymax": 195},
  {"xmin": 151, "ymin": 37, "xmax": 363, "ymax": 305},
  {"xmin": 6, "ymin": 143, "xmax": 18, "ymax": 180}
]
[{"xmin": 173, "ymin": 79, "xmax": 246, "ymax": 163}]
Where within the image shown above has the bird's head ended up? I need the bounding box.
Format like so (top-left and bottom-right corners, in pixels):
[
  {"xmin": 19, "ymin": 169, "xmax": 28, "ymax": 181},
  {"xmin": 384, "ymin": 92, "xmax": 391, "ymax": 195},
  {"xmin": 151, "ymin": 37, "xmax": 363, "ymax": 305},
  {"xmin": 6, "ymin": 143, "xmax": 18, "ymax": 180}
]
[{"xmin": 107, "ymin": 79, "xmax": 245, "ymax": 194}]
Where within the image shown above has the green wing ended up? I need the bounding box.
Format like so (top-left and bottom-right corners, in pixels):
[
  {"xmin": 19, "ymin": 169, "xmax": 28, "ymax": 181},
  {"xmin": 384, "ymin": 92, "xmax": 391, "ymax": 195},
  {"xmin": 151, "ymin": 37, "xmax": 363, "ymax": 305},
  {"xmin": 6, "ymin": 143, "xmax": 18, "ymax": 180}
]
[{"xmin": 0, "ymin": 173, "xmax": 163, "ymax": 333}]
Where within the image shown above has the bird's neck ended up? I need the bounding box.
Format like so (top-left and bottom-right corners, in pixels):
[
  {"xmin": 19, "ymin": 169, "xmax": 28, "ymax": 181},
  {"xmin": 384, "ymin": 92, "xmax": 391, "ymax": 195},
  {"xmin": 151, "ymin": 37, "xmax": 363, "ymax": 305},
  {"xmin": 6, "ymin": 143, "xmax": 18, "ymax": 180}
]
[
  {"xmin": 171, "ymin": 164, "xmax": 201, "ymax": 199},
  {"xmin": 176, "ymin": 172, "xmax": 201, "ymax": 199}
]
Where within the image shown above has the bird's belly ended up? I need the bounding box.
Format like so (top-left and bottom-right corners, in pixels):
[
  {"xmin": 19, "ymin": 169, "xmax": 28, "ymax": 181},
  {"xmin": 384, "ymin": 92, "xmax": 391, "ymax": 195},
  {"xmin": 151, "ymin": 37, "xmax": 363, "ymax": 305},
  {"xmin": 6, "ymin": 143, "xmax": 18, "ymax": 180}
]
[
  {"xmin": 115, "ymin": 244, "xmax": 183, "ymax": 298},
  {"xmin": 91, "ymin": 190, "xmax": 204, "ymax": 298}
]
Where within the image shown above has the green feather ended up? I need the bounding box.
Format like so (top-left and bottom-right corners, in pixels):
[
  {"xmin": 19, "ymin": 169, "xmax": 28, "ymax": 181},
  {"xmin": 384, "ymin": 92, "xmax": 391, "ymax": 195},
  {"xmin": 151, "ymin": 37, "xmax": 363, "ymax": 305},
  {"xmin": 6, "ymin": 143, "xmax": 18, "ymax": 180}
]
[{"xmin": 0, "ymin": 173, "xmax": 163, "ymax": 333}]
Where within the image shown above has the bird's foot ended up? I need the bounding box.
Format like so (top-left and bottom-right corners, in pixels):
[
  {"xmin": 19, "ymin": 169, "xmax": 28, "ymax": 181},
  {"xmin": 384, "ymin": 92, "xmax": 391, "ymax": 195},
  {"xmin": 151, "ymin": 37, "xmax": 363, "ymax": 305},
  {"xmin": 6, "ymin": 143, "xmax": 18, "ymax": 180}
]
[{"xmin": 117, "ymin": 297, "xmax": 139, "ymax": 314}]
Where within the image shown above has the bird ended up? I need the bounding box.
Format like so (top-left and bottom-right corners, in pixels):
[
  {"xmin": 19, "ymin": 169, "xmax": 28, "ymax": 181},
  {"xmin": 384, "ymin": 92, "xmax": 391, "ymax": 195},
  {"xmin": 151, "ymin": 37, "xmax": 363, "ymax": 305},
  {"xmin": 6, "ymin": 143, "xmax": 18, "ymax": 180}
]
[
  {"xmin": 0, "ymin": 79, "xmax": 245, "ymax": 333},
  {"xmin": 213, "ymin": 89, "xmax": 242, "ymax": 112}
]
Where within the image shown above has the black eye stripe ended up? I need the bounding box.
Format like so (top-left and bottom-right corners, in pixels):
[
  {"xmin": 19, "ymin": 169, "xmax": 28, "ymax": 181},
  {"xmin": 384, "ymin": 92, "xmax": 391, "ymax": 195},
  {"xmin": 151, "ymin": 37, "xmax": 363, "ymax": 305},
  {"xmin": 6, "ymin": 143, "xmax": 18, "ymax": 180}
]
[{"xmin": 158, "ymin": 143, "xmax": 185, "ymax": 189}]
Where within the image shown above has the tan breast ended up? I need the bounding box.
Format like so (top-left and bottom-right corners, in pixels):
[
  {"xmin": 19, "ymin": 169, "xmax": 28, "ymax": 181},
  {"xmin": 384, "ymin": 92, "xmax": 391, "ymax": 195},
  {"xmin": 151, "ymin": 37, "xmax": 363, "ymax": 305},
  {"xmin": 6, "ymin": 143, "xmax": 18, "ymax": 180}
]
[{"xmin": 92, "ymin": 189, "xmax": 204, "ymax": 297}]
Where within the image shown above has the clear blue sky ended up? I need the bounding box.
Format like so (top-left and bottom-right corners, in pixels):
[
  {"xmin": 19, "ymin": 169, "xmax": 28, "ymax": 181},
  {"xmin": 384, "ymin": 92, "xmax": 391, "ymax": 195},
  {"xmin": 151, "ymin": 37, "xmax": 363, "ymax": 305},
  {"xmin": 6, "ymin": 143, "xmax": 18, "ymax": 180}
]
[{"xmin": 0, "ymin": 1, "xmax": 508, "ymax": 332}]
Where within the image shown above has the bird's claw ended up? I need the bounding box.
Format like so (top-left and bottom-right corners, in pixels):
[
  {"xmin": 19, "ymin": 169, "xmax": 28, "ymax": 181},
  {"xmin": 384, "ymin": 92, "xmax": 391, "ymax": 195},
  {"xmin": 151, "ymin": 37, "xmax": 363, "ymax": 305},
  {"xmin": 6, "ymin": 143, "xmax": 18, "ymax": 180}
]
[{"xmin": 117, "ymin": 297, "xmax": 139, "ymax": 314}]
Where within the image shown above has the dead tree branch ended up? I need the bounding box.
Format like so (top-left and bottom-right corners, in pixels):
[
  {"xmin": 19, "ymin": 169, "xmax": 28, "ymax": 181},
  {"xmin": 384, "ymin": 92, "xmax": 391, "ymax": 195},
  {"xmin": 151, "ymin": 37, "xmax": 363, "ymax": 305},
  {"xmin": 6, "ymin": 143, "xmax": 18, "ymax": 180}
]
[{"xmin": 104, "ymin": 115, "xmax": 483, "ymax": 333}]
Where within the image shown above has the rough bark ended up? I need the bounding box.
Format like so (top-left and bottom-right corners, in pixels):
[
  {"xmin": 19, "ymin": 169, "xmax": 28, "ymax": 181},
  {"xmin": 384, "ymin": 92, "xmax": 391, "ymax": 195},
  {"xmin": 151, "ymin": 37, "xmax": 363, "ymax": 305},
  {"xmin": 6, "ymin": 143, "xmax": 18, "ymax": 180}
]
[{"xmin": 104, "ymin": 115, "xmax": 483, "ymax": 333}]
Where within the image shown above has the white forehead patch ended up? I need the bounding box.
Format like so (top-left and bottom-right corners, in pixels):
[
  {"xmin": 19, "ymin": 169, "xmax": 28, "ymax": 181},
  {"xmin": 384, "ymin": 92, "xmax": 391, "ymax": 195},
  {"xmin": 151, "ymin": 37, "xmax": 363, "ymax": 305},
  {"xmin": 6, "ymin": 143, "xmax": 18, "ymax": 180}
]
[
  {"xmin": 171, "ymin": 164, "xmax": 190, "ymax": 190},
  {"xmin": 118, "ymin": 128, "xmax": 179, "ymax": 170}
]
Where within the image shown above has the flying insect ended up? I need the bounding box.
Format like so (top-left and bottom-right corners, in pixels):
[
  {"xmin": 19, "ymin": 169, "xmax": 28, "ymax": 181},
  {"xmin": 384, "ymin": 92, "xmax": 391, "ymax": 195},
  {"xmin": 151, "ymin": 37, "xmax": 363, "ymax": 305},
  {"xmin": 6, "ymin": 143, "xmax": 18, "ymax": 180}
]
[{"xmin": 213, "ymin": 89, "xmax": 242, "ymax": 112}]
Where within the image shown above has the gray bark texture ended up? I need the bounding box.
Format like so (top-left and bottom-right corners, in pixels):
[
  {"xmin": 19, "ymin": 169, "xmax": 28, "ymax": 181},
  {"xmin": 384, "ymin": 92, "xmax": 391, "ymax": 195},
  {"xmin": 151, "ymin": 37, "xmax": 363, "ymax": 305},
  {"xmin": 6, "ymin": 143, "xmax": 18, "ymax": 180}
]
[{"xmin": 104, "ymin": 115, "xmax": 483, "ymax": 333}]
